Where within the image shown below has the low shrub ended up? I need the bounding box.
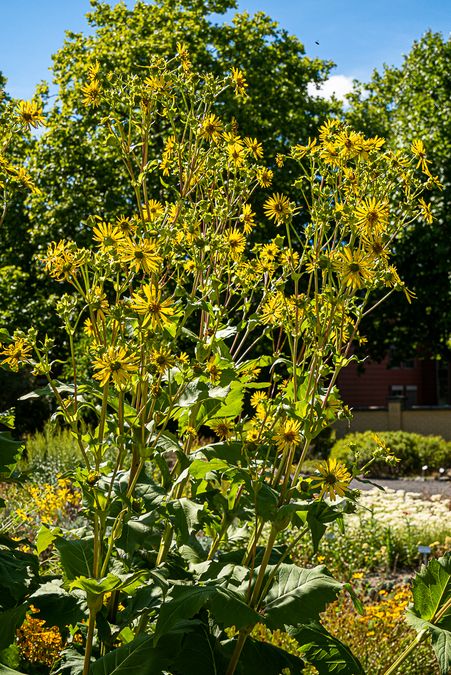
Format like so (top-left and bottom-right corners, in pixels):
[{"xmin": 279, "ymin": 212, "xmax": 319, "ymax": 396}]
[
  {"xmin": 21, "ymin": 421, "xmax": 85, "ymax": 482},
  {"xmin": 330, "ymin": 430, "xmax": 451, "ymax": 476}
]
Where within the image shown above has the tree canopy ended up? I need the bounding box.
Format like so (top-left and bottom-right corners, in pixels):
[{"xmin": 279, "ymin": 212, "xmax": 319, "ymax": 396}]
[{"xmin": 346, "ymin": 30, "xmax": 450, "ymax": 360}]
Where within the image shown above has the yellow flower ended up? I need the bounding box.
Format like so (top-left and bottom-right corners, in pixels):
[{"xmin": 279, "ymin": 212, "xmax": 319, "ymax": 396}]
[
  {"xmin": 320, "ymin": 142, "xmax": 341, "ymax": 167},
  {"xmin": 119, "ymin": 238, "xmax": 162, "ymax": 275},
  {"xmin": 131, "ymin": 284, "xmax": 174, "ymax": 329},
  {"xmin": 335, "ymin": 130, "xmax": 364, "ymax": 159},
  {"xmin": 263, "ymin": 193, "xmax": 292, "ymax": 224},
  {"xmin": 115, "ymin": 215, "xmax": 137, "ymax": 236},
  {"xmin": 240, "ymin": 204, "xmax": 256, "ymax": 234},
  {"xmin": 231, "ymin": 67, "xmax": 248, "ymax": 96},
  {"xmin": 256, "ymin": 166, "xmax": 273, "ymax": 187},
  {"xmin": 411, "ymin": 139, "xmax": 432, "ymax": 176},
  {"xmin": 0, "ymin": 337, "xmax": 32, "ymax": 371},
  {"xmin": 244, "ymin": 137, "xmax": 263, "ymax": 159},
  {"xmin": 17, "ymin": 611, "xmax": 62, "ymax": 667},
  {"xmin": 318, "ymin": 118, "xmax": 340, "ymax": 142},
  {"xmin": 92, "ymin": 345, "xmax": 137, "ymax": 387},
  {"xmin": 16, "ymin": 100, "xmax": 45, "ymax": 129},
  {"xmin": 209, "ymin": 418, "xmax": 233, "ymax": 440},
  {"xmin": 337, "ymin": 246, "xmax": 375, "ymax": 292},
  {"xmin": 150, "ymin": 347, "xmax": 175, "ymax": 373},
  {"xmin": 418, "ymin": 197, "xmax": 433, "ymax": 224},
  {"xmin": 41, "ymin": 240, "xmax": 86, "ymax": 281},
  {"xmin": 354, "ymin": 197, "xmax": 389, "ymax": 234},
  {"xmin": 92, "ymin": 220, "xmax": 125, "ymax": 251},
  {"xmin": 143, "ymin": 199, "xmax": 164, "ymax": 222},
  {"xmin": 260, "ymin": 291, "xmax": 285, "ymax": 325},
  {"xmin": 250, "ymin": 391, "xmax": 267, "ymax": 408},
  {"xmin": 274, "ymin": 418, "xmax": 302, "ymax": 453},
  {"xmin": 227, "ymin": 228, "xmax": 246, "ymax": 259},
  {"xmin": 81, "ymin": 79, "xmax": 102, "ymax": 107},
  {"xmin": 206, "ymin": 356, "xmax": 222, "ymax": 384},
  {"xmin": 201, "ymin": 114, "xmax": 223, "ymax": 142},
  {"xmin": 228, "ymin": 140, "xmax": 246, "ymax": 167},
  {"xmin": 310, "ymin": 458, "xmax": 352, "ymax": 501}
]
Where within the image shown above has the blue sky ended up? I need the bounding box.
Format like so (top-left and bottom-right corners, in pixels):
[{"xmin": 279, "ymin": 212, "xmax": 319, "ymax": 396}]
[{"xmin": 0, "ymin": 0, "xmax": 449, "ymax": 100}]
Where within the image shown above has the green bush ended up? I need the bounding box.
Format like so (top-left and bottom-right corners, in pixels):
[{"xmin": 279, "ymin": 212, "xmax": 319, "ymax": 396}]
[
  {"xmin": 20, "ymin": 421, "xmax": 85, "ymax": 482},
  {"xmin": 330, "ymin": 430, "xmax": 451, "ymax": 477}
]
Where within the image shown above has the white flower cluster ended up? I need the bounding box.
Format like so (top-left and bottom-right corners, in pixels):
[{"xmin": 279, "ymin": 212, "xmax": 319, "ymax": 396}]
[{"xmin": 349, "ymin": 488, "xmax": 451, "ymax": 544}]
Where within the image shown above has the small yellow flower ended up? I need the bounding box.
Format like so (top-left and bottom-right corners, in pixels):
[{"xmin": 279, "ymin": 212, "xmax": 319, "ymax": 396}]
[
  {"xmin": 411, "ymin": 139, "xmax": 432, "ymax": 176},
  {"xmin": 310, "ymin": 458, "xmax": 352, "ymax": 501},
  {"xmin": 92, "ymin": 220, "xmax": 125, "ymax": 251},
  {"xmin": 227, "ymin": 228, "xmax": 246, "ymax": 259},
  {"xmin": 263, "ymin": 193, "xmax": 292, "ymax": 224},
  {"xmin": 244, "ymin": 137, "xmax": 263, "ymax": 159},
  {"xmin": 16, "ymin": 100, "xmax": 45, "ymax": 129},
  {"xmin": 240, "ymin": 204, "xmax": 256, "ymax": 234},
  {"xmin": 209, "ymin": 418, "xmax": 233, "ymax": 440},
  {"xmin": 354, "ymin": 197, "xmax": 389, "ymax": 234},
  {"xmin": 119, "ymin": 238, "xmax": 162, "ymax": 275},
  {"xmin": 201, "ymin": 114, "xmax": 223, "ymax": 142},
  {"xmin": 150, "ymin": 347, "xmax": 175, "ymax": 373},
  {"xmin": 418, "ymin": 197, "xmax": 433, "ymax": 224},
  {"xmin": 250, "ymin": 391, "xmax": 267, "ymax": 408},
  {"xmin": 231, "ymin": 67, "xmax": 248, "ymax": 96},
  {"xmin": 0, "ymin": 337, "xmax": 32, "ymax": 371},
  {"xmin": 256, "ymin": 166, "xmax": 273, "ymax": 187},
  {"xmin": 143, "ymin": 199, "xmax": 164, "ymax": 222},
  {"xmin": 336, "ymin": 246, "xmax": 375, "ymax": 292},
  {"xmin": 131, "ymin": 284, "xmax": 174, "ymax": 330},
  {"xmin": 92, "ymin": 345, "xmax": 138, "ymax": 388},
  {"xmin": 81, "ymin": 79, "xmax": 102, "ymax": 107},
  {"xmin": 274, "ymin": 418, "xmax": 302, "ymax": 453}
]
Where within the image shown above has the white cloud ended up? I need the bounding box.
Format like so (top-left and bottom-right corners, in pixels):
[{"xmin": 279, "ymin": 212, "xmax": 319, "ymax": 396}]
[{"xmin": 308, "ymin": 75, "xmax": 354, "ymax": 102}]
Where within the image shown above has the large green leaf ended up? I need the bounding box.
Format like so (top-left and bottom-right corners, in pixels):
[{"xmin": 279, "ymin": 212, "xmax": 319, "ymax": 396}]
[
  {"xmin": 262, "ymin": 564, "xmax": 342, "ymax": 629},
  {"xmin": 155, "ymin": 581, "xmax": 260, "ymax": 643},
  {"xmin": 28, "ymin": 580, "xmax": 86, "ymax": 630},
  {"xmin": 154, "ymin": 585, "xmax": 216, "ymax": 642},
  {"xmin": 221, "ymin": 636, "xmax": 304, "ymax": 674},
  {"xmin": 54, "ymin": 536, "xmax": 94, "ymax": 581},
  {"xmin": 91, "ymin": 635, "xmax": 169, "ymax": 675},
  {"xmin": 0, "ymin": 432, "xmax": 24, "ymax": 478},
  {"xmin": 0, "ymin": 604, "xmax": 27, "ymax": 649},
  {"xmin": 0, "ymin": 666, "xmax": 27, "ymax": 675},
  {"xmin": 407, "ymin": 553, "xmax": 451, "ymax": 674},
  {"xmin": 291, "ymin": 621, "xmax": 365, "ymax": 674},
  {"xmin": 167, "ymin": 498, "xmax": 205, "ymax": 544},
  {"xmin": 0, "ymin": 547, "xmax": 39, "ymax": 609}
]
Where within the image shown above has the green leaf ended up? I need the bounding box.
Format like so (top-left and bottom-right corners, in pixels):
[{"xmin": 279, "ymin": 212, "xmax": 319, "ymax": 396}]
[
  {"xmin": 54, "ymin": 537, "xmax": 94, "ymax": 581},
  {"xmin": 28, "ymin": 580, "xmax": 86, "ymax": 630},
  {"xmin": 0, "ymin": 432, "xmax": 24, "ymax": 478},
  {"xmin": 291, "ymin": 621, "xmax": 365, "ymax": 674},
  {"xmin": 410, "ymin": 554, "xmax": 451, "ymax": 622},
  {"xmin": 36, "ymin": 525, "xmax": 60, "ymax": 555},
  {"xmin": 167, "ymin": 498, "xmax": 205, "ymax": 545},
  {"xmin": 208, "ymin": 586, "xmax": 260, "ymax": 629},
  {"xmin": 0, "ymin": 547, "xmax": 39, "ymax": 609},
  {"xmin": 154, "ymin": 585, "xmax": 216, "ymax": 642},
  {"xmin": 221, "ymin": 636, "xmax": 304, "ymax": 674},
  {"xmin": 91, "ymin": 635, "xmax": 169, "ymax": 675},
  {"xmin": 0, "ymin": 604, "xmax": 27, "ymax": 650},
  {"xmin": 263, "ymin": 564, "xmax": 342, "ymax": 629},
  {"xmin": 189, "ymin": 458, "xmax": 230, "ymax": 479},
  {"xmin": 0, "ymin": 666, "xmax": 27, "ymax": 675},
  {"xmin": 407, "ymin": 553, "xmax": 451, "ymax": 673}
]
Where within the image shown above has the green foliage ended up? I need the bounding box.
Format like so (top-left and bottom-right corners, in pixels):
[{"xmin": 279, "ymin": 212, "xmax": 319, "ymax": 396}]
[
  {"xmin": 347, "ymin": 31, "xmax": 451, "ymax": 360},
  {"xmin": 330, "ymin": 430, "xmax": 451, "ymax": 477},
  {"xmin": 21, "ymin": 422, "xmax": 85, "ymax": 481},
  {"xmin": 407, "ymin": 554, "xmax": 451, "ymax": 674}
]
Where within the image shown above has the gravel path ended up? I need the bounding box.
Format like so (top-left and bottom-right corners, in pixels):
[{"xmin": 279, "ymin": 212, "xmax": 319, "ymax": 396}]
[{"xmin": 350, "ymin": 477, "xmax": 451, "ymax": 498}]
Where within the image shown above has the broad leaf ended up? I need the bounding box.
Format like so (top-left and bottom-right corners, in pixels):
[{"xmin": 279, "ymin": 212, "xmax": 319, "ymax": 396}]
[
  {"xmin": 0, "ymin": 432, "xmax": 24, "ymax": 477},
  {"xmin": 221, "ymin": 636, "xmax": 304, "ymax": 674},
  {"xmin": 91, "ymin": 634, "xmax": 170, "ymax": 675},
  {"xmin": 292, "ymin": 621, "xmax": 365, "ymax": 674},
  {"xmin": 0, "ymin": 547, "xmax": 39, "ymax": 609},
  {"xmin": 263, "ymin": 563, "xmax": 342, "ymax": 629},
  {"xmin": 154, "ymin": 585, "xmax": 216, "ymax": 642},
  {"xmin": 0, "ymin": 603, "xmax": 27, "ymax": 649},
  {"xmin": 407, "ymin": 553, "xmax": 451, "ymax": 673},
  {"xmin": 29, "ymin": 580, "xmax": 86, "ymax": 629},
  {"xmin": 54, "ymin": 536, "xmax": 94, "ymax": 580}
]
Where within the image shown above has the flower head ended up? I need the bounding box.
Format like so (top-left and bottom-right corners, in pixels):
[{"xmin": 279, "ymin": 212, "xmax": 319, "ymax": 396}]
[
  {"xmin": 311, "ymin": 458, "xmax": 352, "ymax": 501},
  {"xmin": 16, "ymin": 100, "xmax": 45, "ymax": 129},
  {"xmin": 274, "ymin": 418, "xmax": 302, "ymax": 453},
  {"xmin": 131, "ymin": 284, "xmax": 174, "ymax": 329},
  {"xmin": 92, "ymin": 345, "xmax": 137, "ymax": 388},
  {"xmin": 263, "ymin": 193, "xmax": 292, "ymax": 224}
]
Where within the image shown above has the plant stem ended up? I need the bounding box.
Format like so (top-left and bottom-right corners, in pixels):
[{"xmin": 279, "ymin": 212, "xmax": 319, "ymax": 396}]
[
  {"xmin": 225, "ymin": 627, "xmax": 252, "ymax": 675},
  {"xmin": 82, "ymin": 609, "xmax": 97, "ymax": 675},
  {"xmin": 382, "ymin": 629, "xmax": 427, "ymax": 675}
]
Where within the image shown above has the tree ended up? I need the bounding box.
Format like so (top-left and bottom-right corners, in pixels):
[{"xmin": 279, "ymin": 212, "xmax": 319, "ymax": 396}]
[{"xmin": 346, "ymin": 31, "xmax": 451, "ymax": 360}]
